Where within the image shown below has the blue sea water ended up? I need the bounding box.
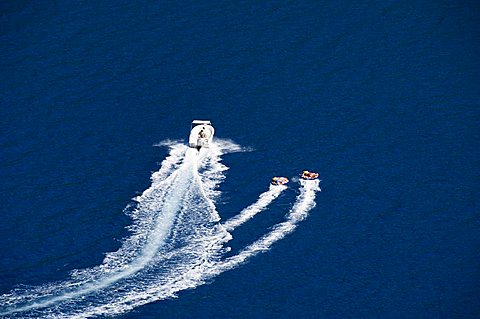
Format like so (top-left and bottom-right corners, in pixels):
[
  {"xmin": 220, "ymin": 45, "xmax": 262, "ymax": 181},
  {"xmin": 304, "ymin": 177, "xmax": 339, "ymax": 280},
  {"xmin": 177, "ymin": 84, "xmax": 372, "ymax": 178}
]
[{"xmin": 1, "ymin": 1, "xmax": 479, "ymax": 318}]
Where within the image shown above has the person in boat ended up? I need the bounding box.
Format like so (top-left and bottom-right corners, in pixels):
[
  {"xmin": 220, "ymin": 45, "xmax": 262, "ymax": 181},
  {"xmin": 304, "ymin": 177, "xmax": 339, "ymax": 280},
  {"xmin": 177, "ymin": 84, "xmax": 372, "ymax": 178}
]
[{"xmin": 199, "ymin": 128, "xmax": 207, "ymax": 138}]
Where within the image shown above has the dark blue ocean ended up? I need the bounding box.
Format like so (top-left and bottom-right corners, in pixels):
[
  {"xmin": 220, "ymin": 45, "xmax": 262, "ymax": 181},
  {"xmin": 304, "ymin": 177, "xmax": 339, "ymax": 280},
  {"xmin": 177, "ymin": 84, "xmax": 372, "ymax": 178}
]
[{"xmin": 1, "ymin": 1, "xmax": 479, "ymax": 318}]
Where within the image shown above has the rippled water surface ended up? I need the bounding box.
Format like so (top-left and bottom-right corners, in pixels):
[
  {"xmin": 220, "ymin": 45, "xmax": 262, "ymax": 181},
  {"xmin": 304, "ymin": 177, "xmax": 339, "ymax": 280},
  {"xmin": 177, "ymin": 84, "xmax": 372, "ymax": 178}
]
[{"xmin": 1, "ymin": 1, "xmax": 479, "ymax": 318}]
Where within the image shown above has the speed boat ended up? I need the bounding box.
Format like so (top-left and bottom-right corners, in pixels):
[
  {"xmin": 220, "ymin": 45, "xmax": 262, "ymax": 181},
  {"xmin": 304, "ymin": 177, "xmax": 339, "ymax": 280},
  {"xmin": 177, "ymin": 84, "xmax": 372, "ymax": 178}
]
[
  {"xmin": 189, "ymin": 120, "xmax": 215, "ymax": 150},
  {"xmin": 271, "ymin": 177, "xmax": 289, "ymax": 185},
  {"xmin": 301, "ymin": 170, "xmax": 319, "ymax": 180}
]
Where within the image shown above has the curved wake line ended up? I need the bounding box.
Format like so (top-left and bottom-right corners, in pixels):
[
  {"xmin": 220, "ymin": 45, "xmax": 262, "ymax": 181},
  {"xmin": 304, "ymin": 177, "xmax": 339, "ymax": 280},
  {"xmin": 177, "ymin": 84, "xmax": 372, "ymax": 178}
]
[
  {"xmin": 222, "ymin": 184, "xmax": 287, "ymax": 231},
  {"xmin": 220, "ymin": 179, "xmax": 320, "ymax": 269}
]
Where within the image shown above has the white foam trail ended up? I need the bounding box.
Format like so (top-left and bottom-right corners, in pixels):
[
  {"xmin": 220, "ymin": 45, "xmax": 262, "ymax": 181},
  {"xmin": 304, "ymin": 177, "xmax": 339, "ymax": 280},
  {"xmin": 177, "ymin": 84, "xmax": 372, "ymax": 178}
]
[
  {"xmin": 0, "ymin": 140, "xmax": 236, "ymax": 317},
  {"xmin": 222, "ymin": 184, "xmax": 287, "ymax": 231},
  {"xmin": 66, "ymin": 180, "xmax": 320, "ymax": 318},
  {"xmin": 219, "ymin": 179, "xmax": 320, "ymax": 268}
]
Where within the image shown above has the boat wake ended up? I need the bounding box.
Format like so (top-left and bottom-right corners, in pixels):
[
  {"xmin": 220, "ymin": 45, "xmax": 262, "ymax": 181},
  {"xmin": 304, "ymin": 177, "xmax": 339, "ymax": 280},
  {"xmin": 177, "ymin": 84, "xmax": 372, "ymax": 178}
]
[
  {"xmin": 0, "ymin": 139, "xmax": 320, "ymax": 318},
  {"xmin": 222, "ymin": 184, "xmax": 288, "ymax": 231}
]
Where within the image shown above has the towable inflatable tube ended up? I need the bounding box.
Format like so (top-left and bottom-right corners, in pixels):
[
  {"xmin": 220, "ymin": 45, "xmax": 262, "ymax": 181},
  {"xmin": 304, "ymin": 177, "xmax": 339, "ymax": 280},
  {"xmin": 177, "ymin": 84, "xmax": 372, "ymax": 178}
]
[
  {"xmin": 301, "ymin": 170, "xmax": 319, "ymax": 180},
  {"xmin": 271, "ymin": 177, "xmax": 289, "ymax": 185}
]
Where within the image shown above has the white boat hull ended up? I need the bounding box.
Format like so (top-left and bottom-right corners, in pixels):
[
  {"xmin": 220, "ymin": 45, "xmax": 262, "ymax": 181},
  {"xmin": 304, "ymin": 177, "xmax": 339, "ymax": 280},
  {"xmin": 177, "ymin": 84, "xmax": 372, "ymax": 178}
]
[{"xmin": 189, "ymin": 120, "xmax": 214, "ymax": 149}]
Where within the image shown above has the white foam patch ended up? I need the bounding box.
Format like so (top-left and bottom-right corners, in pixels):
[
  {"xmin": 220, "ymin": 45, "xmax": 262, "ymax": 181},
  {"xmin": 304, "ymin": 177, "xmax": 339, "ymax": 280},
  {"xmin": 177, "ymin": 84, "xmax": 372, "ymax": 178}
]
[{"xmin": 0, "ymin": 138, "xmax": 320, "ymax": 319}]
